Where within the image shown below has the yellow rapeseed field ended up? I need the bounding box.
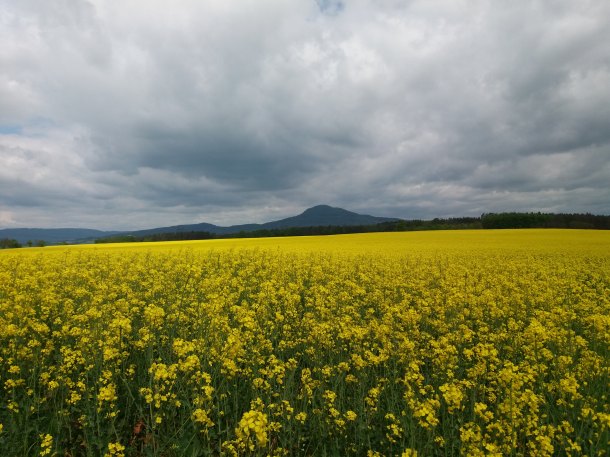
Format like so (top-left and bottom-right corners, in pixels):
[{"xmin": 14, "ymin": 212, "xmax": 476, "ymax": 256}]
[{"xmin": 0, "ymin": 230, "xmax": 609, "ymax": 456}]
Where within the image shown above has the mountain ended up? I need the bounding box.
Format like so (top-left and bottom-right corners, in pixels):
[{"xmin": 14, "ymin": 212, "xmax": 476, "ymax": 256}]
[
  {"xmin": 125, "ymin": 205, "xmax": 398, "ymax": 238},
  {"xmin": 0, "ymin": 205, "xmax": 399, "ymax": 245},
  {"xmin": 262, "ymin": 205, "xmax": 397, "ymax": 229},
  {"xmin": 0, "ymin": 228, "xmax": 120, "ymax": 245},
  {"xmin": 125, "ymin": 222, "xmax": 224, "ymax": 238}
]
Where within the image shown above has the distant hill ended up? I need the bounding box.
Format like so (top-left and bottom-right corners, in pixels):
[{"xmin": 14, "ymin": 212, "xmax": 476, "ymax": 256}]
[
  {"xmin": 0, "ymin": 228, "xmax": 119, "ymax": 245},
  {"xmin": 4, "ymin": 209, "xmax": 610, "ymax": 247},
  {"xmin": 125, "ymin": 205, "xmax": 398, "ymax": 238},
  {"xmin": 0, "ymin": 205, "xmax": 399, "ymax": 245},
  {"xmin": 263, "ymin": 205, "xmax": 397, "ymax": 229}
]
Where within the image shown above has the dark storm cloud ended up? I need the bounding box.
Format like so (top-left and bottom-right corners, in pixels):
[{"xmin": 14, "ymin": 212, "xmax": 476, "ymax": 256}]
[{"xmin": 1, "ymin": 0, "xmax": 609, "ymax": 229}]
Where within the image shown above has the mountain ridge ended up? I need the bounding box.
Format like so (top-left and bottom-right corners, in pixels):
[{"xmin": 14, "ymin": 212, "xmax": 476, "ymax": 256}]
[
  {"xmin": 0, "ymin": 205, "xmax": 399, "ymax": 244},
  {"xmin": 124, "ymin": 205, "xmax": 398, "ymax": 238},
  {"xmin": 0, "ymin": 228, "xmax": 120, "ymax": 245}
]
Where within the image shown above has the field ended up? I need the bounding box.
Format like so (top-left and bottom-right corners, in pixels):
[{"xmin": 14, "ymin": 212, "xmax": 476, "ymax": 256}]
[{"xmin": 1, "ymin": 229, "xmax": 609, "ymax": 456}]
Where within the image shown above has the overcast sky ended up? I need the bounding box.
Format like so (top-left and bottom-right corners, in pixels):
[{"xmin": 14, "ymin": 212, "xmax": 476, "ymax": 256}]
[{"xmin": 1, "ymin": 0, "xmax": 609, "ymax": 230}]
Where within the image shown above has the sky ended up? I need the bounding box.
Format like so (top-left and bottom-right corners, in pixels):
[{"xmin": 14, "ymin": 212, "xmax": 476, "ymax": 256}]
[{"xmin": 1, "ymin": 0, "xmax": 609, "ymax": 230}]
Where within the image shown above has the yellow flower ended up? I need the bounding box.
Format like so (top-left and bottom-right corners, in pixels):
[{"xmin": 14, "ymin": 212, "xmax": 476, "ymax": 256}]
[
  {"xmin": 39, "ymin": 434, "xmax": 53, "ymax": 456},
  {"xmin": 439, "ymin": 382, "xmax": 464, "ymax": 413},
  {"xmin": 143, "ymin": 304, "xmax": 166, "ymax": 328},
  {"xmin": 104, "ymin": 442, "xmax": 126, "ymax": 457},
  {"xmin": 345, "ymin": 410, "xmax": 357, "ymax": 421},
  {"xmin": 98, "ymin": 384, "xmax": 117, "ymax": 404},
  {"xmin": 235, "ymin": 410, "xmax": 269, "ymax": 449},
  {"xmin": 192, "ymin": 408, "xmax": 215, "ymax": 428}
]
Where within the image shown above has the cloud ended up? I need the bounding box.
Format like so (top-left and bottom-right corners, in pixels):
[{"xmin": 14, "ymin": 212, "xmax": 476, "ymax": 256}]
[{"xmin": 1, "ymin": 0, "xmax": 609, "ymax": 229}]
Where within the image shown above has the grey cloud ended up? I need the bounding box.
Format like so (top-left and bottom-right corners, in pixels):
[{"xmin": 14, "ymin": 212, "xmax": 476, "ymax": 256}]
[{"xmin": 1, "ymin": 0, "xmax": 609, "ymax": 229}]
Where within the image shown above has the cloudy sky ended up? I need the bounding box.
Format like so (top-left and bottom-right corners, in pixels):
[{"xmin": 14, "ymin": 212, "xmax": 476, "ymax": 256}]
[{"xmin": 1, "ymin": 0, "xmax": 609, "ymax": 230}]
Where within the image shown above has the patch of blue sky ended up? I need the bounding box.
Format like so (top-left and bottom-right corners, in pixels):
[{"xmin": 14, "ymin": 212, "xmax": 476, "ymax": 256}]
[
  {"xmin": 316, "ymin": 0, "xmax": 344, "ymax": 15},
  {"xmin": 0, "ymin": 124, "xmax": 23, "ymax": 135}
]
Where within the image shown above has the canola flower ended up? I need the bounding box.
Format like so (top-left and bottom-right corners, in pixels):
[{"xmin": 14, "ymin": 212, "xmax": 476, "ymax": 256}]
[
  {"xmin": 105, "ymin": 442, "xmax": 126, "ymax": 457},
  {"xmin": 39, "ymin": 434, "xmax": 53, "ymax": 456},
  {"xmin": 0, "ymin": 229, "xmax": 609, "ymax": 456}
]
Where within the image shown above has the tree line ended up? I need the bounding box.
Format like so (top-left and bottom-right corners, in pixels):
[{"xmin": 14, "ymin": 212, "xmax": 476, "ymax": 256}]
[
  {"xmin": 480, "ymin": 212, "xmax": 610, "ymax": 229},
  {"xmin": 0, "ymin": 239, "xmax": 47, "ymax": 249},
  {"xmin": 93, "ymin": 212, "xmax": 610, "ymax": 245},
  {"xmin": 3, "ymin": 212, "xmax": 608, "ymax": 249},
  {"xmin": 93, "ymin": 217, "xmax": 484, "ymax": 244}
]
